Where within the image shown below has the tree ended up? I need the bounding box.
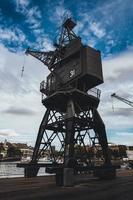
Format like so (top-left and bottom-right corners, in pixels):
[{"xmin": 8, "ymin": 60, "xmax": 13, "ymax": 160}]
[
  {"xmin": 7, "ymin": 147, "xmax": 22, "ymax": 158},
  {"xmin": 118, "ymin": 145, "xmax": 127, "ymax": 158},
  {"xmin": 111, "ymin": 149, "xmax": 119, "ymax": 160}
]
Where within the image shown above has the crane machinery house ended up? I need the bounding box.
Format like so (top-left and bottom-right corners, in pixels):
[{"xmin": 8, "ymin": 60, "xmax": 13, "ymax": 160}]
[{"xmin": 43, "ymin": 37, "xmax": 103, "ymax": 96}]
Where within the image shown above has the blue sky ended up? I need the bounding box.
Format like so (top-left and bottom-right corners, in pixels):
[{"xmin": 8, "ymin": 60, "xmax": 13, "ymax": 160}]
[
  {"xmin": 1, "ymin": 0, "xmax": 133, "ymax": 54},
  {"xmin": 0, "ymin": 0, "xmax": 133, "ymax": 146}
]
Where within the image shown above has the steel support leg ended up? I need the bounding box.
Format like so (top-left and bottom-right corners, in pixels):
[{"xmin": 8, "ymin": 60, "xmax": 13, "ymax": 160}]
[
  {"xmin": 64, "ymin": 99, "xmax": 75, "ymax": 166},
  {"xmin": 63, "ymin": 99, "xmax": 75, "ymax": 186},
  {"xmin": 93, "ymin": 108, "xmax": 111, "ymax": 166},
  {"xmin": 93, "ymin": 109, "xmax": 116, "ymax": 179},
  {"xmin": 24, "ymin": 109, "xmax": 50, "ymax": 178},
  {"xmin": 32, "ymin": 109, "xmax": 50, "ymax": 163}
]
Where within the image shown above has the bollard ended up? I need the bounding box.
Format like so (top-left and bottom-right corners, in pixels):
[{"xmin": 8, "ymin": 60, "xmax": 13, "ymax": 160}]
[
  {"xmin": 55, "ymin": 168, "xmax": 63, "ymax": 186},
  {"xmin": 24, "ymin": 165, "xmax": 39, "ymax": 178},
  {"xmin": 63, "ymin": 168, "xmax": 74, "ymax": 187}
]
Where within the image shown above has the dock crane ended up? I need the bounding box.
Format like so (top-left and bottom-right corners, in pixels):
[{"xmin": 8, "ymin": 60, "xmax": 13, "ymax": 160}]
[
  {"xmin": 111, "ymin": 93, "xmax": 133, "ymax": 167},
  {"xmin": 111, "ymin": 93, "xmax": 133, "ymax": 108},
  {"xmin": 18, "ymin": 18, "xmax": 116, "ymax": 185}
]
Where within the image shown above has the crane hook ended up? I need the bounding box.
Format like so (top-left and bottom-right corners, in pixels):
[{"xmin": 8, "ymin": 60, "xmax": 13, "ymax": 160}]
[
  {"xmin": 21, "ymin": 54, "xmax": 26, "ymax": 77},
  {"xmin": 111, "ymin": 95, "xmax": 115, "ymax": 112}
]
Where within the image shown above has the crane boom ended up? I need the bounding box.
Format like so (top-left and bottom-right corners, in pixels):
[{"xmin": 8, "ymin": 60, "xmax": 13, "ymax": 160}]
[
  {"xmin": 111, "ymin": 93, "xmax": 133, "ymax": 107},
  {"xmin": 25, "ymin": 48, "xmax": 64, "ymax": 84},
  {"xmin": 25, "ymin": 18, "xmax": 78, "ymax": 71},
  {"xmin": 25, "ymin": 48, "xmax": 57, "ymax": 70},
  {"xmin": 24, "ymin": 18, "xmax": 79, "ymax": 85}
]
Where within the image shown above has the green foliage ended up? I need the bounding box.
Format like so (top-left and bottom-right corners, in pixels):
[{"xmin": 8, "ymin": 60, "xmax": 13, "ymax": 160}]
[
  {"xmin": 7, "ymin": 147, "xmax": 22, "ymax": 158},
  {"xmin": 110, "ymin": 145, "xmax": 127, "ymax": 159},
  {"xmin": 118, "ymin": 145, "xmax": 127, "ymax": 158},
  {"xmin": 74, "ymin": 145, "xmax": 94, "ymax": 159}
]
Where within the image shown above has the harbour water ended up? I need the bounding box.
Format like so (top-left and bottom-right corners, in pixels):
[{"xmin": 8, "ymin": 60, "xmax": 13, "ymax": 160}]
[{"xmin": 0, "ymin": 162, "xmax": 48, "ymax": 178}]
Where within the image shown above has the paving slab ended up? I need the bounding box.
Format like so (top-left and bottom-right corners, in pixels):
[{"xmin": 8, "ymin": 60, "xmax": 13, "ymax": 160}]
[{"xmin": 0, "ymin": 170, "xmax": 133, "ymax": 200}]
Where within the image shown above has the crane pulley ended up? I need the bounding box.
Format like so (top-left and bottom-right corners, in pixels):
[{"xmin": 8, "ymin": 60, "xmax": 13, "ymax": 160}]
[{"xmin": 21, "ymin": 54, "xmax": 26, "ymax": 77}]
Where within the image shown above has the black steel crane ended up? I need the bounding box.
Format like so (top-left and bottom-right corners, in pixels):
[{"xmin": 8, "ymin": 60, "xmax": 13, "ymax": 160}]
[
  {"xmin": 18, "ymin": 18, "xmax": 116, "ymax": 186},
  {"xmin": 111, "ymin": 93, "xmax": 133, "ymax": 108}
]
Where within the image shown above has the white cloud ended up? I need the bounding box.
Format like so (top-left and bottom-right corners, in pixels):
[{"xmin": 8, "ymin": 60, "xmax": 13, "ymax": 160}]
[
  {"xmin": 76, "ymin": 0, "xmax": 133, "ymax": 53},
  {"xmin": 27, "ymin": 6, "xmax": 41, "ymax": 19},
  {"xmin": 72, "ymin": 14, "xmax": 106, "ymax": 48},
  {"xmin": 25, "ymin": 6, "xmax": 42, "ymax": 30},
  {"xmin": 102, "ymin": 51, "xmax": 133, "ymax": 81},
  {"xmin": 15, "ymin": 0, "xmax": 30, "ymax": 13},
  {"xmin": 0, "ymin": 43, "xmax": 49, "ymax": 144},
  {"xmin": 42, "ymin": 38, "xmax": 54, "ymax": 51},
  {"xmin": 2, "ymin": 106, "xmax": 36, "ymax": 115},
  {"xmin": 14, "ymin": 0, "xmax": 42, "ymax": 32},
  {"xmin": 89, "ymin": 22, "xmax": 106, "ymax": 38},
  {"xmin": 74, "ymin": 21, "xmax": 84, "ymax": 35},
  {"xmin": 0, "ymin": 43, "xmax": 49, "ymax": 94},
  {"xmin": 0, "ymin": 27, "xmax": 26, "ymax": 51},
  {"xmin": 0, "ymin": 28, "xmax": 19, "ymax": 41},
  {"xmin": 49, "ymin": 1, "xmax": 71, "ymax": 25},
  {"xmin": 98, "ymin": 49, "xmax": 133, "ymax": 130},
  {"xmin": 0, "ymin": 129, "xmax": 18, "ymax": 137}
]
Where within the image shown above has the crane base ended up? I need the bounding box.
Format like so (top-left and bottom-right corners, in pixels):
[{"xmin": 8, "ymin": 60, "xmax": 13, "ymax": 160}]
[
  {"xmin": 24, "ymin": 165, "xmax": 40, "ymax": 178},
  {"xmin": 93, "ymin": 167, "xmax": 116, "ymax": 180}
]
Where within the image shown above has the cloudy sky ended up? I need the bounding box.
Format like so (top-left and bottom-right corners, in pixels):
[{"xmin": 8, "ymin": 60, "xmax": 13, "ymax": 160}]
[{"xmin": 0, "ymin": 0, "xmax": 133, "ymax": 146}]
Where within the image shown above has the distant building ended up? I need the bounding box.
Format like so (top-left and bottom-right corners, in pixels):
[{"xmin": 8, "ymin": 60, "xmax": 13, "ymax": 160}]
[
  {"xmin": 108, "ymin": 143, "xmax": 120, "ymax": 151},
  {"xmin": 83, "ymin": 143, "xmax": 127, "ymax": 160},
  {"xmin": 11, "ymin": 143, "xmax": 33, "ymax": 159},
  {"xmin": 0, "ymin": 140, "xmax": 8, "ymax": 158},
  {"xmin": 126, "ymin": 146, "xmax": 133, "ymax": 161},
  {"xmin": 0, "ymin": 140, "xmax": 33, "ymax": 159}
]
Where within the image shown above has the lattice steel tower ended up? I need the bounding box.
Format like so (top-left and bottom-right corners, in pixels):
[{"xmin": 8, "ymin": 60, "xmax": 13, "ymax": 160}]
[{"xmin": 21, "ymin": 18, "xmax": 115, "ymax": 185}]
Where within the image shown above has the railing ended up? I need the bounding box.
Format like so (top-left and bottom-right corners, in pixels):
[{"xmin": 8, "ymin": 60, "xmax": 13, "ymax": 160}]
[
  {"xmin": 40, "ymin": 80, "xmax": 101, "ymax": 100},
  {"xmin": 87, "ymin": 88, "xmax": 101, "ymax": 99},
  {"xmin": 0, "ymin": 162, "xmax": 48, "ymax": 178},
  {"xmin": 40, "ymin": 80, "xmax": 55, "ymax": 96},
  {"xmin": 40, "ymin": 80, "xmax": 47, "ymax": 92}
]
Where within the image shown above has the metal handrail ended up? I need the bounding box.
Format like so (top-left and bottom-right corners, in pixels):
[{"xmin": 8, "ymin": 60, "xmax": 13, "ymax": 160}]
[
  {"xmin": 40, "ymin": 80, "xmax": 101, "ymax": 100},
  {"xmin": 87, "ymin": 88, "xmax": 101, "ymax": 99},
  {"xmin": 40, "ymin": 80, "xmax": 47, "ymax": 91}
]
